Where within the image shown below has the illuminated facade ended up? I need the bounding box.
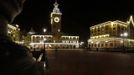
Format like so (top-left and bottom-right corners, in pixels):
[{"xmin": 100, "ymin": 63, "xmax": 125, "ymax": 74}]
[
  {"xmin": 29, "ymin": 1, "xmax": 79, "ymax": 49},
  {"xmin": 8, "ymin": 24, "xmax": 21, "ymax": 43},
  {"xmin": 30, "ymin": 35, "xmax": 79, "ymax": 49},
  {"xmin": 88, "ymin": 16, "xmax": 134, "ymax": 48}
]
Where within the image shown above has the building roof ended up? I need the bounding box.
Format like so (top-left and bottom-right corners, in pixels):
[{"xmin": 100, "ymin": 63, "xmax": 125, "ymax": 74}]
[
  {"xmin": 127, "ymin": 15, "xmax": 134, "ymax": 26},
  {"xmin": 90, "ymin": 16, "xmax": 134, "ymax": 29}
]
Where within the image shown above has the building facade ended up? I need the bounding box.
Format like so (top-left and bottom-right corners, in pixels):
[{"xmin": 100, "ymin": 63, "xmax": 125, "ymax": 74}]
[
  {"xmin": 30, "ymin": 35, "xmax": 79, "ymax": 49},
  {"xmin": 88, "ymin": 16, "xmax": 134, "ymax": 49},
  {"xmin": 8, "ymin": 24, "xmax": 21, "ymax": 43},
  {"xmin": 29, "ymin": 1, "xmax": 79, "ymax": 49}
]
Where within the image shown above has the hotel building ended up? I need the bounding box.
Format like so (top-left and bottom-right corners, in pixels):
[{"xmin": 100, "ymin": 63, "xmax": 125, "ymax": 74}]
[{"xmin": 88, "ymin": 16, "xmax": 134, "ymax": 49}]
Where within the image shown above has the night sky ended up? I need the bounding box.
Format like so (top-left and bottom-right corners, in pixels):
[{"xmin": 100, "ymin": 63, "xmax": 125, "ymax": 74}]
[{"xmin": 13, "ymin": 0, "xmax": 134, "ymax": 41}]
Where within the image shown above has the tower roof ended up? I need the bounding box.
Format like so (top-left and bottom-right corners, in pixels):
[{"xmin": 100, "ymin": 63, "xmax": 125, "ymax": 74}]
[
  {"xmin": 127, "ymin": 15, "xmax": 134, "ymax": 26},
  {"xmin": 52, "ymin": 0, "xmax": 62, "ymax": 14},
  {"xmin": 28, "ymin": 27, "xmax": 35, "ymax": 35}
]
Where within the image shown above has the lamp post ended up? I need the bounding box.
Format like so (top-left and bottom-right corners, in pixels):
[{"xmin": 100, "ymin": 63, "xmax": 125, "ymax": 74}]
[
  {"xmin": 44, "ymin": 38, "xmax": 47, "ymax": 50},
  {"xmin": 43, "ymin": 28, "xmax": 47, "ymax": 50},
  {"xmin": 37, "ymin": 28, "xmax": 48, "ymax": 69},
  {"xmin": 120, "ymin": 32, "xmax": 128, "ymax": 52},
  {"xmin": 43, "ymin": 28, "xmax": 49, "ymax": 70}
]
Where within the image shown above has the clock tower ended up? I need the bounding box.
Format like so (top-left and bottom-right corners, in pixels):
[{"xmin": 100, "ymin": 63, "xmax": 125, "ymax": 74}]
[{"xmin": 51, "ymin": 1, "xmax": 62, "ymax": 42}]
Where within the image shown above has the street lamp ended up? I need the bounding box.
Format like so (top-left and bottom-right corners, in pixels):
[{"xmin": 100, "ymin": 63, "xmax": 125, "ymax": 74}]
[
  {"xmin": 43, "ymin": 28, "xmax": 47, "ymax": 50},
  {"xmin": 120, "ymin": 32, "xmax": 128, "ymax": 52},
  {"xmin": 43, "ymin": 28, "xmax": 47, "ymax": 33}
]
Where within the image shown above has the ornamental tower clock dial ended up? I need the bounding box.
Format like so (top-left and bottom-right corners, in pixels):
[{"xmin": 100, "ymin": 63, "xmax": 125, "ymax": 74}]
[
  {"xmin": 54, "ymin": 17, "xmax": 60, "ymax": 23},
  {"xmin": 50, "ymin": 1, "xmax": 62, "ymax": 42}
]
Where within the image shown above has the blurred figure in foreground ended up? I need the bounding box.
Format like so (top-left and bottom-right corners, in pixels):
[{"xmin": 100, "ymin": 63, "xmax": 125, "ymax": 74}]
[{"xmin": 0, "ymin": 0, "xmax": 47, "ymax": 75}]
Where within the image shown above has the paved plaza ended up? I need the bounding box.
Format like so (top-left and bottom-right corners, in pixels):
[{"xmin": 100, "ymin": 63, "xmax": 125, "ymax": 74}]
[{"xmin": 46, "ymin": 50, "xmax": 134, "ymax": 75}]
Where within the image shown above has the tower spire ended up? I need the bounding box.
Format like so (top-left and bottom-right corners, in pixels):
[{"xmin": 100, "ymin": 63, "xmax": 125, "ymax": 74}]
[
  {"xmin": 127, "ymin": 15, "xmax": 134, "ymax": 26},
  {"xmin": 52, "ymin": 0, "xmax": 62, "ymax": 14}
]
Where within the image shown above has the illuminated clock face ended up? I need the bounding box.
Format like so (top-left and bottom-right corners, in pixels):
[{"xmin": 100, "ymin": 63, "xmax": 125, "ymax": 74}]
[{"xmin": 54, "ymin": 17, "xmax": 60, "ymax": 23}]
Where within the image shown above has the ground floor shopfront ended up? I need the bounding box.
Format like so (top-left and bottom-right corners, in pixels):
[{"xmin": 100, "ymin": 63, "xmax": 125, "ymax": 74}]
[
  {"xmin": 30, "ymin": 42, "xmax": 79, "ymax": 50},
  {"xmin": 88, "ymin": 38, "xmax": 134, "ymax": 48}
]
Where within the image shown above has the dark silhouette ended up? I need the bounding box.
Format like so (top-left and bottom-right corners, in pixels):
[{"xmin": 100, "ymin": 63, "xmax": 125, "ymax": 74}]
[
  {"xmin": 34, "ymin": 49, "xmax": 49, "ymax": 69},
  {"xmin": 55, "ymin": 47, "xmax": 58, "ymax": 53},
  {"xmin": 0, "ymin": 0, "xmax": 46, "ymax": 75}
]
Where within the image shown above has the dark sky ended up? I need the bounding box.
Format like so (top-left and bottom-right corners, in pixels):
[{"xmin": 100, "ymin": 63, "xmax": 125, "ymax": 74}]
[{"xmin": 13, "ymin": 0, "xmax": 134, "ymax": 41}]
